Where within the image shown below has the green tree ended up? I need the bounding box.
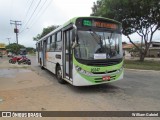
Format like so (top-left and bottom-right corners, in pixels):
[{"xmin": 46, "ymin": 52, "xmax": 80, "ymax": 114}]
[
  {"xmin": 33, "ymin": 25, "xmax": 59, "ymax": 41},
  {"xmin": 26, "ymin": 47, "xmax": 35, "ymax": 53},
  {"xmin": 91, "ymin": 0, "xmax": 160, "ymax": 61},
  {"xmin": 6, "ymin": 43, "xmax": 25, "ymax": 54}
]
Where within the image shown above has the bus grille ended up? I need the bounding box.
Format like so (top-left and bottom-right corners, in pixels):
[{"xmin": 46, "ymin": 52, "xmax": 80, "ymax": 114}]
[
  {"xmin": 87, "ymin": 61, "xmax": 120, "ymax": 66},
  {"xmin": 92, "ymin": 70, "xmax": 117, "ymax": 74}
]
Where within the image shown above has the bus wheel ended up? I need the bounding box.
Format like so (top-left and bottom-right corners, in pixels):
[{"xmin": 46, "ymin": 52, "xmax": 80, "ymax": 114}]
[{"xmin": 56, "ymin": 66, "xmax": 66, "ymax": 84}]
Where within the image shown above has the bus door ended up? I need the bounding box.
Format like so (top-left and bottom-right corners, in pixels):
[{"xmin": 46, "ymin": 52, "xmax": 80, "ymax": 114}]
[
  {"xmin": 42, "ymin": 40, "xmax": 47, "ymax": 66},
  {"xmin": 63, "ymin": 28, "xmax": 73, "ymax": 81}
]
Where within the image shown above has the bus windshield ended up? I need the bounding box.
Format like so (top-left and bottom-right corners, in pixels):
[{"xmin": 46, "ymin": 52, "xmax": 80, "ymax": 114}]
[{"xmin": 75, "ymin": 30, "xmax": 123, "ymax": 60}]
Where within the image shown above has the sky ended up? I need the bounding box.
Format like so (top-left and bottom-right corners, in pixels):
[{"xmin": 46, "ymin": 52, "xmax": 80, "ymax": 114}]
[{"xmin": 0, "ymin": 0, "xmax": 160, "ymax": 48}]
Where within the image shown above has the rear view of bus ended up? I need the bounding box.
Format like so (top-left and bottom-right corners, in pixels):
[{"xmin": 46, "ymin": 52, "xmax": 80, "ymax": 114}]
[{"xmin": 72, "ymin": 17, "xmax": 123, "ymax": 86}]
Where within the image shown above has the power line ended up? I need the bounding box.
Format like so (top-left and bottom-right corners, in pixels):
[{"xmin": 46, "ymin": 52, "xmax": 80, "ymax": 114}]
[
  {"xmin": 19, "ymin": 0, "xmax": 35, "ymax": 34},
  {"xmin": 25, "ymin": 0, "xmax": 35, "ymax": 19},
  {"xmin": 21, "ymin": 0, "xmax": 42, "ymax": 32},
  {"xmin": 28, "ymin": 0, "xmax": 50, "ymax": 28},
  {"xmin": 28, "ymin": 0, "xmax": 53, "ymax": 30},
  {"xmin": 20, "ymin": 0, "xmax": 52, "ymax": 34},
  {"xmin": 12, "ymin": 0, "xmax": 33, "ymax": 31}
]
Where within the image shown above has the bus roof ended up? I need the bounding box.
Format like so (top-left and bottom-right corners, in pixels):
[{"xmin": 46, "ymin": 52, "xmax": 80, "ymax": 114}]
[{"xmin": 37, "ymin": 16, "xmax": 121, "ymax": 42}]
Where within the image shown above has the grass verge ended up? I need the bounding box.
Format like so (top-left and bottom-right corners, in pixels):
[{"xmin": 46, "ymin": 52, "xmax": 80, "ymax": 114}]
[{"xmin": 124, "ymin": 60, "xmax": 160, "ymax": 71}]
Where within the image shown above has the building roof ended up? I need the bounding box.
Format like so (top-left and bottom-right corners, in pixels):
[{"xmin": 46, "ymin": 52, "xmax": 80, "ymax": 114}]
[
  {"xmin": 0, "ymin": 43, "xmax": 6, "ymax": 48},
  {"xmin": 123, "ymin": 43, "xmax": 142, "ymax": 49},
  {"xmin": 123, "ymin": 44, "xmax": 134, "ymax": 49},
  {"xmin": 151, "ymin": 41, "xmax": 160, "ymax": 46}
]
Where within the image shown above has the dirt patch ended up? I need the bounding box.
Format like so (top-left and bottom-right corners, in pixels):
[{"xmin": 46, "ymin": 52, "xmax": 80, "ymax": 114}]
[{"xmin": 0, "ymin": 68, "xmax": 52, "ymax": 91}]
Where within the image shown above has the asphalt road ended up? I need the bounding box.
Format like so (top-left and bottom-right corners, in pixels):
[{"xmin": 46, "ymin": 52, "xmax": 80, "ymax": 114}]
[
  {"xmin": 0, "ymin": 55, "xmax": 160, "ymax": 120},
  {"xmin": 29, "ymin": 55, "xmax": 160, "ymax": 111}
]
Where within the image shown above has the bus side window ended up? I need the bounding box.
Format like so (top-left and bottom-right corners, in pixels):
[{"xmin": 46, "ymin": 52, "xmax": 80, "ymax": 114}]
[
  {"xmin": 50, "ymin": 34, "xmax": 56, "ymax": 51},
  {"xmin": 40, "ymin": 42, "xmax": 42, "ymax": 51},
  {"xmin": 38, "ymin": 43, "xmax": 40, "ymax": 51},
  {"xmin": 47, "ymin": 36, "xmax": 52, "ymax": 51},
  {"xmin": 47, "ymin": 37, "xmax": 51, "ymax": 51},
  {"xmin": 55, "ymin": 31, "xmax": 62, "ymax": 51}
]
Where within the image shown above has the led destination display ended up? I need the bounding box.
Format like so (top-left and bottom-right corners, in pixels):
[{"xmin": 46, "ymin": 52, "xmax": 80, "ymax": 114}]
[{"xmin": 83, "ymin": 19, "xmax": 118, "ymax": 29}]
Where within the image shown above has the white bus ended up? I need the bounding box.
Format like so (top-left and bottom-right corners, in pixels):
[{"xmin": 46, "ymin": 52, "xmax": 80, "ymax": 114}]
[{"xmin": 36, "ymin": 16, "xmax": 123, "ymax": 86}]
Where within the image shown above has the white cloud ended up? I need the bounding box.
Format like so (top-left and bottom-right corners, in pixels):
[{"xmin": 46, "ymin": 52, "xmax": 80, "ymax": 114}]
[{"xmin": 52, "ymin": 0, "xmax": 94, "ymax": 18}]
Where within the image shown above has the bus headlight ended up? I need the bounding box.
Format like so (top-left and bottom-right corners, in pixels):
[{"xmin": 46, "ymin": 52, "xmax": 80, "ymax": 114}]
[
  {"xmin": 75, "ymin": 66, "xmax": 92, "ymax": 76},
  {"xmin": 117, "ymin": 67, "xmax": 123, "ymax": 73},
  {"xmin": 75, "ymin": 66, "xmax": 81, "ymax": 71}
]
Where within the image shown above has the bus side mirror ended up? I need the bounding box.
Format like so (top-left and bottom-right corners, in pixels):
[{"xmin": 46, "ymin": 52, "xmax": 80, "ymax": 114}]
[
  {"xmin": 72, "ymin": 29, "xmax": 78, "ymax": 49},
  {"xmin": 72, "ymin": 42, "xmax": 77, "ymax": 49},
  {"xmin": 72, "ymin": 29, "xmax": 76, "ymax": 41}
]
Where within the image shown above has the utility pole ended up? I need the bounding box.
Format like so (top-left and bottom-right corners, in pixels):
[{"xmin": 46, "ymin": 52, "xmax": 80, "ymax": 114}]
[
  {"xmin": 10, "ymin": 20, "xmax": 22, "ymax": 44},
  {"xmin": 6, "ymin": 38, "xmax": 11, "ymax": 45}
]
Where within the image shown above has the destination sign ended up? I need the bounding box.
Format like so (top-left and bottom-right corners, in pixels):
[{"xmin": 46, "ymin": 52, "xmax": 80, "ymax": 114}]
[{"xmin": 82, "ymin": 19, "xmax": 118, "ymax": 29}]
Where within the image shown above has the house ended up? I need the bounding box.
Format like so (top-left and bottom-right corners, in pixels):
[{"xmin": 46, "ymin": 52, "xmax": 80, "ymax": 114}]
[
  {"xmin": 122, "ymin": 42, "xmax": 140, "ymax": 57},
  {"xmin": 0, "ymin": 43, "xmax": 7, "ymax": 55},
  {"xmin": 122, "ymin": 41, "xmax": 160, "ymax": 58},
  {"xmin": 147, "ymin": 41, "xmax": 160, "ymax": 57}
]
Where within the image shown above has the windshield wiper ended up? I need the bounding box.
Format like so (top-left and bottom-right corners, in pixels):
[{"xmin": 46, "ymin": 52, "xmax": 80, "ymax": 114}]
[
  {"xmin": 102, "ymin": 32, "xmax": 108, "ymax": 59},
  {"xmin": 108, "ymin": 33, "xmax": 113, "ymax": 56},
  {"xmin": 89, "ymin": 30, "xmax": 103, "ymax": 51},
  {"xmin": 101, "ymin": 32, "xmax": 113, "ymax": 58},
  {"xmin": 89, "ymin": 31, "xmax": 99, "ymax": 44}
]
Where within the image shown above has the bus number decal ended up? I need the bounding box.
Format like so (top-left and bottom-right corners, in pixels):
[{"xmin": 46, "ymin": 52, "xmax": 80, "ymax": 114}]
[{"xmin": 91, "ymin": 68, "xmax": 100, "ymax": 72}]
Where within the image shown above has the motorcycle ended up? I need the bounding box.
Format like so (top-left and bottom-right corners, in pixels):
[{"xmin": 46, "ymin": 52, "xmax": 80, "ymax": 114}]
[
  {"xmin": 17, "ymin": 56, "xmax": 31, "ymax": 65},
  {"xmin": 9, "ymin": 56, "xmax": 22, "ymax": 64}
]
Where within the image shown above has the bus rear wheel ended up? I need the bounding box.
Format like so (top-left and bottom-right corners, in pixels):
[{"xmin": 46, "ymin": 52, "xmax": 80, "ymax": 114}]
[{"xmin": 56, "ymin": 66, "xmax": 66, "ymax": 84}]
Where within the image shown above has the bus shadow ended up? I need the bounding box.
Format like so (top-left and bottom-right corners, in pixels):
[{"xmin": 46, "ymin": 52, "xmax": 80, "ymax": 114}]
[
  {"xmin": 36, "ymin": 66, "xmax": 123, "ymax": 95},
  {"xmin": 68, "ymin": 83, "xmax": 123, "ymax": 94}
]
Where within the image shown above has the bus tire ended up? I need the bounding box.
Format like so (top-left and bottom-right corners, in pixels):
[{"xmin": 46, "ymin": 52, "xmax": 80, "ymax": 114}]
[
  {"xmin": 56, "ymin": 66, "xmax": 66, "ymax": 84},
  {"xmin": 9, "ymin": 59, "xmax": 11, "ymax": 63}
]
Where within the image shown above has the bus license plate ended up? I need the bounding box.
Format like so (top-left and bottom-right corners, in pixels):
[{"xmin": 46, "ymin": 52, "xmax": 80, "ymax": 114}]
[{"xmin": 102, "ymin": 76, "xmax": 110, "ymax": 81}]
